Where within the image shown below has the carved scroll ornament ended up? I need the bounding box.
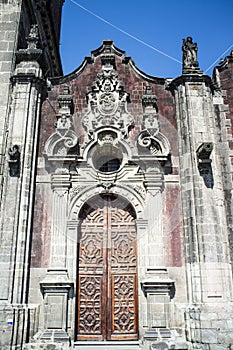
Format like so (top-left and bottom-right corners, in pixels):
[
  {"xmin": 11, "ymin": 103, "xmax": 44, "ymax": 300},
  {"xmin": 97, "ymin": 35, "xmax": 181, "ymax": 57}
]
[{"xmin": 44, "ymin": 87, "xmax": 78, "ymax": 170}]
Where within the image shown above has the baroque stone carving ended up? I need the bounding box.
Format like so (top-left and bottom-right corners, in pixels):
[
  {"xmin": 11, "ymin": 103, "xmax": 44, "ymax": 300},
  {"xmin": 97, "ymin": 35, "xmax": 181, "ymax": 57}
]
[
  {"xmin": 137, "ymin": 86, "xmax": 170, "ymax": 161},
  {"xmin": 44, "ymin": 87, "xmax": 78, "ymax": 161},
  {"xmin": 82, "ymin": 58, "xmax": 134, "ymax": 137},
  {"xmin": 8, "ymin": 145, "xmax": 20, "ymax": 177}
]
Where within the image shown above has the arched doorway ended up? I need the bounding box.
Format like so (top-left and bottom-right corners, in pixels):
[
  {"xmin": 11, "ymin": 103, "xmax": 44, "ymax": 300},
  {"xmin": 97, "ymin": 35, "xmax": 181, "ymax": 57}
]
[{"xmin": 76, "ymin": 194, "xmax": 138, "ymax": 341}]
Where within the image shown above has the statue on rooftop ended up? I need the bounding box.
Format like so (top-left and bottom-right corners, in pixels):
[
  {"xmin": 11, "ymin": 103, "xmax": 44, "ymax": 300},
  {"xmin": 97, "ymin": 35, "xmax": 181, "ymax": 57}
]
[{"xmin": 182, "ymin": 36, "xmax": 199, "ymax": 71}]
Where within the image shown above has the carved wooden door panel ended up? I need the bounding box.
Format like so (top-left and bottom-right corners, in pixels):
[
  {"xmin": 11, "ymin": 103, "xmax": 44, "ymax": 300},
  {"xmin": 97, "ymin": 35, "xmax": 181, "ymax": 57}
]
[{"xmin": 77, "ymin": 196, "xmax": 138, "ymax": 341}]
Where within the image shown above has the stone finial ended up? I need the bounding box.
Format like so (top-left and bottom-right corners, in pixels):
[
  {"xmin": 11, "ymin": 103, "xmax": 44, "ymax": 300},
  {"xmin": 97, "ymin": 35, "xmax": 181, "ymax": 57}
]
[
  {"xmin": 26, "ymin": 24, "xmax": 39, "ymax": 50},
  {"xmin": 142, "ymin": 86, "xmax": 158, "ymax": 112},
  {"xmin": 56, "ymin": 87, "xmax": 73, "ymax": 131},
  {"xmin": 58, "ymin": 86, "xmax": 73, "ymax": 114},
  {"xmin": 100, "ymin": 42, "xmax": 115, "ymax": 66},
  {"xmin": 16, "ymin": 24, "xmax": 42, "ymax": 63},
  {"xmin": 182, "ymin": 36, "xmax": 201, "ymax": 74}
]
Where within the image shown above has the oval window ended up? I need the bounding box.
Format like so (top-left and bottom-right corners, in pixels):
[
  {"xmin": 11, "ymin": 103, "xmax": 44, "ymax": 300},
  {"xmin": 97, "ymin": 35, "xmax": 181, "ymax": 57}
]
[{"xmin": 93, "ymin": 145, "xmax": 123, "ymax": 173}]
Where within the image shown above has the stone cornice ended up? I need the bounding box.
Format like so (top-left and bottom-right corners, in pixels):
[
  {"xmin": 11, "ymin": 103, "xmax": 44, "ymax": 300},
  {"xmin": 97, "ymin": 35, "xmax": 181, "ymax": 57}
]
[
  {"xmin": 215, "ymin": 52, "xmax": 233, "ymax": 72},
  {"xmin": 11, "ymin": 70, "xmax": 46, "ymax": 90},
  {"xmin": 50, "ymin": 40, "xmax": 166, "ymax": 85},
  {"xmin": 141, "ymin": 279, "xmax": 174, "ymax": 297},
  {"xmin": 33, "ymin": 0, "xmax": 63, "ymax": 76},
  {"xmin": 168, "ymin": 74, "xmax": 214, "ymax": 94}
]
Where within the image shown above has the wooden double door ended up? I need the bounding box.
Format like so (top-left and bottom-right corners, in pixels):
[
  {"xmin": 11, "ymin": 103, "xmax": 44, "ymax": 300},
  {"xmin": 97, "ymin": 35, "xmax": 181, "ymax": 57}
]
[{"xmin": 77, "ymin": 195, "xmax": 138, "ymax": 341}]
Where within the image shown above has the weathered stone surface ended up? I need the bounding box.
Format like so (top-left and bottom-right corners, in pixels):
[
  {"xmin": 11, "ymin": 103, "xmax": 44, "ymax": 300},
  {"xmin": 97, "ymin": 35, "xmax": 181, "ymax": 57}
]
[{"xmin": 0, "ymin": 3, "xmax": 233, "ymax": 350}]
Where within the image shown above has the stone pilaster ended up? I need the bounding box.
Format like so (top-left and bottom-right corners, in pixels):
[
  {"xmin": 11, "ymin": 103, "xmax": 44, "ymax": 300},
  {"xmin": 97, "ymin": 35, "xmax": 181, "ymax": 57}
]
[
  {"xmin": 142, "ymin": 275, "xmax": 174, "ymax": 339},
  {"xmin": 50, "ymin": 172, "xmax": 71, "ymax": 268},
  {"xmin": 170, "ymin": 72, "xmax": 233, "ymax": 304},
  {"xmin": 0, "ymin": 25, "xmax": 46, "ymax": 303},
  {"xmin": 0, "ymin": 1, "xmax": 22, "ymax": 202},
  {"xmin": 40, "ymin": 172, "xmax": 73, "ymax": 339},
  {"xmin": 169, "ymin": 41, "xmax": 233, "ymax": 347},
  {"xmin": 141, "ymin": 159, "xmax": 165, "ymax": 267}
]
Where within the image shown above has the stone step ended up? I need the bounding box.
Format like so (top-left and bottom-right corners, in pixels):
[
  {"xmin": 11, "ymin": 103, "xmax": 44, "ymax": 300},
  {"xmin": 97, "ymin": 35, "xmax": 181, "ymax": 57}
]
[{"xmin": 73, "ymin": 340, "xmax": 140, "ymax": 350}]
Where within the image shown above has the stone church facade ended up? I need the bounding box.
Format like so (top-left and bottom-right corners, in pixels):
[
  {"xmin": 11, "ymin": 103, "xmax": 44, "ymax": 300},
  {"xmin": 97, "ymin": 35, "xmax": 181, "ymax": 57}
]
[{"xmin": 0, "ymin": 1, "xmax": 233, "ymax": 350}]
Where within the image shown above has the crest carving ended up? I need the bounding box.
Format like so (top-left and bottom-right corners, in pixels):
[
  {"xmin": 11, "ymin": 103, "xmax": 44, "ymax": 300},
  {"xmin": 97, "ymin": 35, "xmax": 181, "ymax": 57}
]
[{"xmin": 82, "ymin": 61, "xmax": 134, "ymax": 137}]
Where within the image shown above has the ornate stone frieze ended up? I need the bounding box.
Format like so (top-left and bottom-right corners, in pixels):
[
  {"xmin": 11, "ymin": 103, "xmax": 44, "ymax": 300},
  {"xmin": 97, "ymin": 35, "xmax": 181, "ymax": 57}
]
[{"xmin": 82, "ymin": 61, "xmax": 134, "ymax": 137}]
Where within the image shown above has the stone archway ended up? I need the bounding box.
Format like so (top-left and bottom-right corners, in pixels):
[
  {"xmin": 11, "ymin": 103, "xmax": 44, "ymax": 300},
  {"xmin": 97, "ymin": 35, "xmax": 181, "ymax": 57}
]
[{"xmin": 76, "ymin": 194, "xmax": 138, "ymax": 341}]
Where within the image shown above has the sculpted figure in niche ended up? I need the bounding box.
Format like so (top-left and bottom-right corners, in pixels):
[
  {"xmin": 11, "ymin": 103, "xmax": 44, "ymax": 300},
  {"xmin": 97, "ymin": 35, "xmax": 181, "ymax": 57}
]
[
  {"xmin": 8, "ymin": 145, "xmax": 20, "ymax": 177},
  {"xmin": 182, "ymin": 36, "xmax": 199, "ymax": 69}
]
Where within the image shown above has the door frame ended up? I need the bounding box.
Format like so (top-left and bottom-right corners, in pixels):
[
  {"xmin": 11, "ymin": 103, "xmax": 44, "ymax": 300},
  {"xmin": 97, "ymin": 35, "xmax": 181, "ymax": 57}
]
[{"xmin": 76, "ymin": 194, "xmax": 138, "ymax": 341}]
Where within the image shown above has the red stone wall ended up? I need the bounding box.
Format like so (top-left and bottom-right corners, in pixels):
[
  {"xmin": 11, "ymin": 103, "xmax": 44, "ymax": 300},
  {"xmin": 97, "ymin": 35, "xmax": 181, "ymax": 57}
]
[
  {"xmin": 163, "ymin": 183, "xmax": 184, "ymax": 267},
  {"xmin": 39, "ymin": 54, "xmax": 178, "ymax": 156}
]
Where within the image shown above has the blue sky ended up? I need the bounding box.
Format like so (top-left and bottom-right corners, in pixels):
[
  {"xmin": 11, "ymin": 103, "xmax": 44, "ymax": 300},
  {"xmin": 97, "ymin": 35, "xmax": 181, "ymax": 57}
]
[{"xmin": 60, "ymin": 0, "xmax": 233, "ymax": 78}]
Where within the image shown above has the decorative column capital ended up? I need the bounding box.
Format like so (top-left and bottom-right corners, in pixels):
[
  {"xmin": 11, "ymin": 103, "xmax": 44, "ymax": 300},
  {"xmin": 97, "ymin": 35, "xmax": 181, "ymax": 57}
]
[
  {"xmin": 51, "ymin": 172, "xmax": 71, "ymax": 192},
  {"xmin": 141, "ymin": 279, "xmax": 174, "ymax": 298},
  {"xmin": 40, "ymin": 268, "xmax": 74, "ymax": 293},
  {"xmin": 141, "ymin": 167, "xmax": 164, "ymax": 195}
]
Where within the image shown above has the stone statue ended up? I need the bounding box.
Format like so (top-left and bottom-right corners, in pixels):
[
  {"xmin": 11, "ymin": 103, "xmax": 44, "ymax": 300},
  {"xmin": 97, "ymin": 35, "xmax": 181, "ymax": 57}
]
[
  {"xmin": 8, "ymin": 145, "xmax": 20, "ymax": 177},
  {"xmin": 182, "ymin": 36, "xmax": 199, "ymax": 70}
]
